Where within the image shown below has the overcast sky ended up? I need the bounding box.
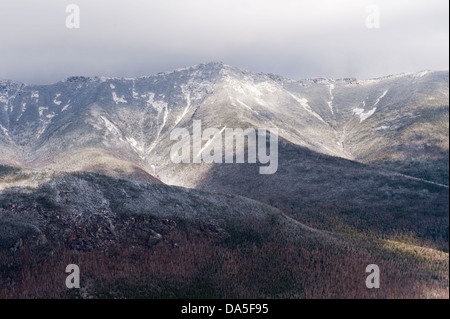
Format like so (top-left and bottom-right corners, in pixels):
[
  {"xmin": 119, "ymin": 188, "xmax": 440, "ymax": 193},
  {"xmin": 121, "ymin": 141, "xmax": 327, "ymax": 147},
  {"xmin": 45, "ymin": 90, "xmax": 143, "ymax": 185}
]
[{"xmin": 0, "ymin": 0, "xmax": 448, "ymax": 84}]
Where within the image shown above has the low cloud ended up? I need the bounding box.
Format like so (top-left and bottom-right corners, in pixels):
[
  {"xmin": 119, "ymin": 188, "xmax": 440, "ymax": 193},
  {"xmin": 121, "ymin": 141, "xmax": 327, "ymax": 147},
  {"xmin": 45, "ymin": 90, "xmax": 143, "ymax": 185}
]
[{"xmin": 0, "ymin": 0, "xmax": 448, "ymax": 84}]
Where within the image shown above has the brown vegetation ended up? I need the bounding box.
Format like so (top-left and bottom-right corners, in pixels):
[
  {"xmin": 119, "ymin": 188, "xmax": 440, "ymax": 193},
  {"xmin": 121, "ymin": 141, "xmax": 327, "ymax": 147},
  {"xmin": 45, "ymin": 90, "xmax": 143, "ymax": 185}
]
[{"xmin": 1, "ymin": 226, "xmax": 447, "ymax": 299}]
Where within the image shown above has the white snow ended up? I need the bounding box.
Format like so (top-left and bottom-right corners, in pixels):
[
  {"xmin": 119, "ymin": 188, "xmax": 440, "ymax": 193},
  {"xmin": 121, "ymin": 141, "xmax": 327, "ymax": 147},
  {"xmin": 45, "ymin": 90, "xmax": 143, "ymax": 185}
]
[
  {"xmin": 352, "ymin": 90, "xmax": 387, "ymax": 123},
  {"xmin": 147, "ymin": 104, "xmax": 169, "ymax": 155},
  {"xmin": 287, "ymin": 92, "xmax": 328, "ymax": 125},
  {"xmin": 414, "ymin": 70, "xmax": 431, "ymax": 78},
  {"xmin": 110, "ymin": 84, "xmax": 115, "ymax": 89},
  {"xmin": 46, "ymin": 112, "xmax": 56, "ymax": 119},
  {"xmin": 38, "ymin": 107, "xmax": 48, "ymax": 117},
  {"xmin": 358, "ymin": 72, "xmax": 413, "ymax": 84},
  {"xmin": 223, "ymin": 76, "xmax": 268, "ymax": 106},
  {"xmin": 36, "ymin": 116, "xmax": 56, "ymax": 139},
  {"xmin": 327, "ymin": 83, "xmax": 335, "ymax": 114},
  {"xmin": 16, "ymin": 103, "xmax": 27, "ymax": 121},
  {"xmin": 353, "ymin": 107, "xmax": 377, "ymax": 123},
  {"xmin": 100, "ymin": 115, "xmax": 122, "ymax": 137},
  {"xmin": 0, "ymin": 95, "xmax": 8, "ymax": 112},
  {"xmin": 53, "ymin": 93, "xmax": 62, "ymax": 105},
  {"xmin": 0, "ymin": 124, "xmax": 9, "ymax": 136},
  {"xmin": 359, "ymin": 78, "xmax": 382, "ymax": 85},
  {"xmin": 99, "ymin": 76, "xmax": 113, "ymax": 83},
  {"xmin": 255, "ymin": 81, "xmax": 279, "ymax": 94},
  {"xmin": 146, "ymin": 93, "xmax": 167, "ymax": 113},
  {"xmin": 236, "ymin": 99, "xmax": 252, "ymax": 111},
  {"xmin": 161, "ymin": 106, "xmax": 169, "ymax": 130},
  {"xmin": 0, "ymin": 123, "xmax": 13, "ymax": 142},
  {"xmin": 195, "ymin": 125, "xmax": 227, "ymax": 159},
  {"xmin": 126, "ymin": 136, "xmax": 145, "ymax": 154},
  {"xmin": 36, "ymin": 125, "xmax": 47, "ymax": 139},
  {"xmin": 174, "ymin": 86, "xmax": 192, "ymax": 126},
  {"xmin": 112, "ymin": 91, "xmax": 127, "ymax": 104},
  {"xmin": 374, "ymin": 90, "xmax": 388, "ymax": 106},
  {"xmin": 145, "ymin": 93, "xmax": 155, "ymax": 106},
  {"xmin": 141, "ymin": 92, "xmax": 170, "ymax": 155}
]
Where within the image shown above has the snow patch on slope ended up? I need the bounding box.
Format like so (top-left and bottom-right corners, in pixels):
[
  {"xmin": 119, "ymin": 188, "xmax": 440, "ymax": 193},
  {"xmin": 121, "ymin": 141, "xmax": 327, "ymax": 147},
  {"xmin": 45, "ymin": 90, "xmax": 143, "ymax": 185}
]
[
  {"xmin": 53, "ymin": 93, "xmax": 62, "ymax": 105},
  {"xmin": 195, "ymin": 125, "xmax": 227, "ymax": 160},
  {"xmin": 112, "ymin": 91, "xmax": 127, "ymax": 104},
  {"xmin": 126, "ymin": 137, "xmax": 146, "ymax": 156},
  {"xmin": 16, "ymin": 103, "xmax": 27, "ymax": 121},
  {"xmin": 414, "ymin": 70, "xmax": 432, "ymax": 78},
  {"xmin": 147, "ymin": 105, "xmax": 169, "ymax": 155},
  {"xmin": 46, "ymin": 112, "xmax": 56, "ymax": 120},
  {"xmin": 352, "ymin": 90, "xmax": 387, "ymax": 123},
  {"xmin": 174, "ymin": 86, "xmax": 192, "ymax": 127},
  {"xmin": 38, "ymin": 107, "xmax": 48, "ymax": 117},
  {"xmin": 0, "ymin": 94, "xmax": 8, "ymax": 111},
  {"xmin": 353, "ymin": 107, "xmax": 377, "ymax": 123},
  {"xmin": 146, "ymin": 93, "xmax": 167, "ymax": 113},
  {"xmin": 132, "ymin": 84, "xmax": 139, "ymax": 99},
  {"xmin": 36, "ymin": 117, "xmax": 55, "ymax": 139},
  {"xmin": 100, "ymin": 115, "xmax": 123, "ymax": 138},
  {"xmin": 327, "ymin": 83, "xmax": 335, "ymax": 114},
  {"xmin": 374, "ymin": 90, "xmax": 389, "ymax": 106},
  {"xmin": 0, "ymin": 124, "xmax": 11, "ymax": 140},
  {"xmin": 236, "ymin": 98, "xmax": 252, "ymax": 111},
  {"xmin": 287, "ymin": 92, "xmax": 328, "ymax": 125}
]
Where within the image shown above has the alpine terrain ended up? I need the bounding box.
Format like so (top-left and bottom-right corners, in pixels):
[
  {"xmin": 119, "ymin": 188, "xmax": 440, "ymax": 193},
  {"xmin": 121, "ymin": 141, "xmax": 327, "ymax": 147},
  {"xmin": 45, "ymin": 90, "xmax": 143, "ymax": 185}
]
[{"xmin": 0, "ymin": 62, "xmax": 448, "ymax": 298}]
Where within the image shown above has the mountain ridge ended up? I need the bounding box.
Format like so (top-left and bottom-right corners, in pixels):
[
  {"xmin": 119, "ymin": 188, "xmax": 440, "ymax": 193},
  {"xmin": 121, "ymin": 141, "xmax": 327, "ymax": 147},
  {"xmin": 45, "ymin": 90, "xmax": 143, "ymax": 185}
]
[
  {"xmin": 2, "ymin": 62, "xmax": 446, "ymax": 86},
  {"xmin": 1, "ymin": 62, "xmax": 447, "ymax": 185}
]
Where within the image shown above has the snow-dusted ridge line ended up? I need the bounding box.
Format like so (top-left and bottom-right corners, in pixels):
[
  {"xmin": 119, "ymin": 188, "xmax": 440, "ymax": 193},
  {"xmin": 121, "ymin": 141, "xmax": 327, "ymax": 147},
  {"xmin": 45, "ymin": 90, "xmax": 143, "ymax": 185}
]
[
  {"xmin": 356, "ymin": 70, "xmax": 438, "ymax": 85},
  {"xmin": 10, "ymin": 65, "xmax": 442, "ymax": 87},
  {"xmin": 327, "ymin": 83, "xmax": 335, "ymax": 114}
]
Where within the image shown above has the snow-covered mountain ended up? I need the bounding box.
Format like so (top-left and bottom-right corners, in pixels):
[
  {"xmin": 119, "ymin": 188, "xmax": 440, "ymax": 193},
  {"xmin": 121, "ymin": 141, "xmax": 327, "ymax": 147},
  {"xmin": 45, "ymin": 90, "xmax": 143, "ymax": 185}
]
[
  {"xmin": 0, "ymin": 62, "xmax": 448, "ymax": 185},
  {"xmin": 0, "ymin": 63, "xmax": 448, "ymax": 298}
]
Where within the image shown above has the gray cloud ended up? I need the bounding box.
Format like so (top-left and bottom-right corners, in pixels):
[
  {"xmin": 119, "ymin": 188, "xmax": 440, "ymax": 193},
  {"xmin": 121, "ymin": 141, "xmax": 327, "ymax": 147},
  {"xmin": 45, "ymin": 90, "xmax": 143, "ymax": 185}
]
[{"xmin": 0, "ymin": 0, "xmax": 448, "ymax": 84}]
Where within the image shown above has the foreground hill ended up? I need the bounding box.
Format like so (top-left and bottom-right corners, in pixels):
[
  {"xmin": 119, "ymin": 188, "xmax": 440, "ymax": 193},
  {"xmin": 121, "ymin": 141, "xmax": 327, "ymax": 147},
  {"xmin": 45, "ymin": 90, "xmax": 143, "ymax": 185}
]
[{"xmin": 0, "ymin": 169, "xmax": 448, "ymax": 298}]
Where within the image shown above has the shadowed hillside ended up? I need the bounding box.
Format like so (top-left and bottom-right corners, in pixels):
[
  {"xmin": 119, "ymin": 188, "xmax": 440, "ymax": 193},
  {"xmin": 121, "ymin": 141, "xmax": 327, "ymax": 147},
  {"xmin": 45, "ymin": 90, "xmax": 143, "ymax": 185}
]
[{"xmin": 0, "ymin": 170, "xmax": 448, "ymax": 298}]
